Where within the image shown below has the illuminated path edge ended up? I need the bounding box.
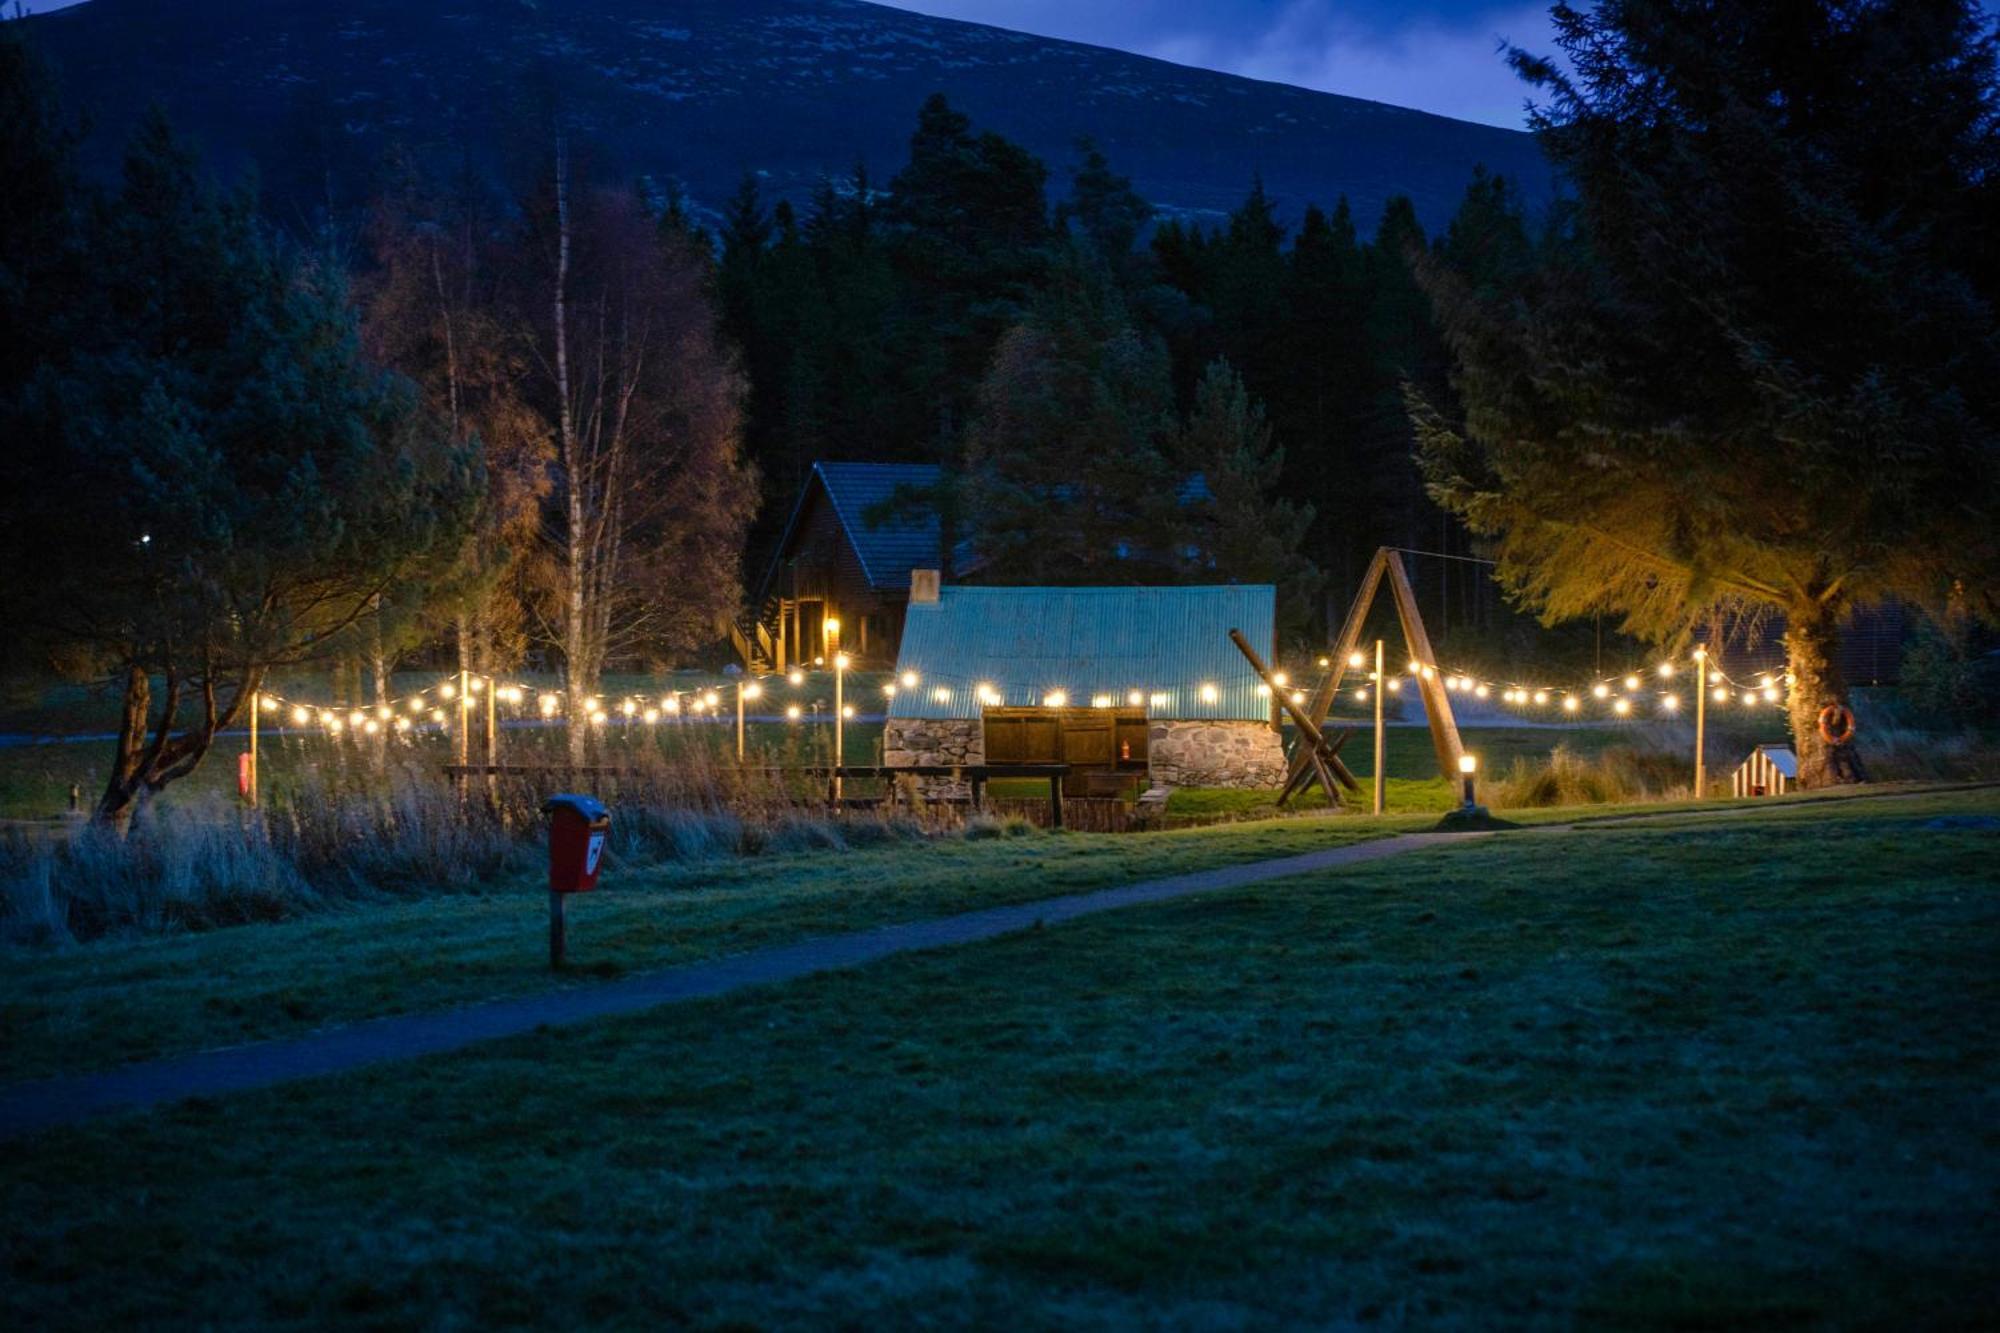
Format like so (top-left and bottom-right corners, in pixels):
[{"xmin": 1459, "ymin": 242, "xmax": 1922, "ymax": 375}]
[{"xmin": 0, "ymin": 831, "xmax": 1487, "ymax": 1140}]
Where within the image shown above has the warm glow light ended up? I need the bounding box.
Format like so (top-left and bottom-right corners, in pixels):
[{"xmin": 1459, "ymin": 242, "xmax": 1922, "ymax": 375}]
[
  {"xmin": 1661, "ymin": 694, "xmax": 1680, "ymax": 712},
  {"xmin": 1348, "ymin": 651, "xmax": 1366, "ymax": 669},
  {"xmin": 469, "ymin": 677, "xmax": 484, "ymax": 694},
  {"xmin": 841, "ymin": 705, "xmax": 854, "ymax": 719},
  {"xmin": 589, "ymin": 712, "xmax": 607, "ymax": 727},
  {"xmin": 704, "ymin": 691, "xmax": 720, "ymax": 708},
  {"xmin": 364, "ymin": 719, "xmax": 381, "ymax": 735},
  {"xmin": 1761, "ymin": 686, "xmax": 1779, "ymax": 703},
  {"xmin": 411, "ymin": 696, "xmax": 427, "ymax": 712},
  {"xmin": 789, "ymin": 669, "xmax": 805, "ymax": 686},
  {"xmin": 1128, "ymin": 690, "xmax": 1144, "ymax": 707},
  {"xmin": 348, "ymin": 710, "xmax": 365, "ymax": 727},
  {"xmin": 643, "ymin": 708, "xmax": 659, "ymax": 724},
  {"xmin": 1693, "ymin": 645, "xmax": 1707, "ymax": 660},
  {"xmin": 1149, "ymin": 692, "xmax": 1170, "ymax": 708},
  {"xmin": 664, "ymin": 695, "xmax": 681, "ymax": 714},
  {"xmin": 1408, "ymin": 660, "xmax": 1422, "ymax": 675},
  {"xmin": 377, "ymin": 706, "xmax": 393, "ymax": 721},
  {"xmin": 1255, "ymin": 682, "xmax": 1272, "ymax": 697},
  {"xmin": 813, "ymin": 655, "xmax": 824, "ymax": 666},
  {"xmin": 883, "ymin": 683, "xmax": 897, "ymax": 698},
  {"xmin": 326, "ymin": 718, "xmax": 343, "ymax": 734},
  {"xmin": 1533, "ymin": 690, "xmax": 1548, "ymax": 705},
  {"xmin": 901, "ymin": 670, "xmax": 919, "ymax": 689},
  {"xmin": 431, "ymin": 708, "xmax": 446, "ymax": 724},
  {"xmin": 259, "ymin": 695, "xmax": 277, "ymax": 713},
  {"xmin": 1199, "ymin": 683, "xmax": 1219, "ymax": 704},
  {"xmin": 290, "ymin": 706, "xmax": 310, "ymax": 726},
  {"xmin": 1044, "ymin": 690, "xmax": 1068, "ymax": 707},
  {"xmin": 1289, "ymin": 690, "xmax": 1305, "ymax": 705},
  {"xmin": 932, "ymin": 687, "xmax": 951, "ymax": 704},
  {"xmin": 786, "ymin": 704, "xmax": 802, "ymax": 720},
  {"xmin": 1563, "ymin": 696, "xmax": 1580, "ymax": 713},
  {"xmin": 1091, "ymin": 694, "xmax": 1113, "ymax": 709},
  {"xmin": 1657, "ymin": 662, "xmax": 1674, "ymax": 678},
  {"xmin": 622, "ymin": 699, "xmax": 637, "ymax": 716},
  {"xmin": 1386, "ymin": 679, "xmax": 1402, "ymax": 694},
  {"xmin": 539, "ymin": 693, "xmax": 559, "ymax": 715},
  {"xmin": 1593, "ymin": 683, "xmax": 1611, "ymax": 699},
  {"xmin": 824, "ymin": 617, "xmax": 841, "ymax": 637},
  {"xmin": 834, "ymin": 653, "xmax": 850, "ymax": 670},
  {"xmin": 1355, "ymin": 688, "xmax": 1369, "ymax": 701},
  {"xmin": 1474, "ymin": 684, "xmax": 1490, "ymax": 700},
  {"xmin": 1319, "ymin": 656, "xmax": 1331, "ymax": 668},
  {"xmin": 1714, "ymin": 686, "xmax": 1730, "ymax": 702},
  {"xmin": 1614, "ymin": 698, "xmax": 1632, "ymax": 716},
  {"xmin": 1420, "ymin": 666, "xmax": 1435, "ymax": 681},
  {"xmin": 394, "ymin": 717, "xmax": 411, "ymax": 733},
  {"xmin": 1272, "ymin": 671, "xmax": 1289, "ymax": 688},
  {"xmin": 501, "ymin": 686, "xmax": 523, "ymax": 705},
  {"xmin": 1459, "ymin": 754, "xmax": 1478, "ymax": 775},
  {"xmin": 1624, "ymin": 675, "xmax": 1640, "ymax": 691},
  {"xmin": 743, "ymin": 682, "xmax": 762, "ymax": 700},
  {"xmin": 440, "ymin": 683, "xmax": 455, "ymax": 700}
]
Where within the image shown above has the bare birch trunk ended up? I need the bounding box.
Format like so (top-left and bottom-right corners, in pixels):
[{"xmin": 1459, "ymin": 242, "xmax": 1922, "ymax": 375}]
[{"xmin": 551, "ymin": 135, "xmax": 591, "ymax": 763}]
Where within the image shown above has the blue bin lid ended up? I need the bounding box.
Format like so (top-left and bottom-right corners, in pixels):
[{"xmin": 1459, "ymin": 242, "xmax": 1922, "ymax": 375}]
[{"xmin": 540, "ymin": 793, "xmax": 609, "ymax": 822}]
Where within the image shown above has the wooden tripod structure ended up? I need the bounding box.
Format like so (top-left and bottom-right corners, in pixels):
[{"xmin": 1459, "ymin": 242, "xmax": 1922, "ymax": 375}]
[{"xmin": 1279, "ymin": 547, "xmax": 1465, "ymax": 806}]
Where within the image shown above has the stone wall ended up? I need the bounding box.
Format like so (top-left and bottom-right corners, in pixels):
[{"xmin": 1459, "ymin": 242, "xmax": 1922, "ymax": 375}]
[
  {"xmin": 884, "ymin": 718, "xmax": 983, "ymax": 767},
  {"xmin": 1148, "ymin": 719, "xmax": 1286, "ymax": 789},
  {"xmin": 884, "ymin": 718, "xmax": 983, "ymax": 799}
]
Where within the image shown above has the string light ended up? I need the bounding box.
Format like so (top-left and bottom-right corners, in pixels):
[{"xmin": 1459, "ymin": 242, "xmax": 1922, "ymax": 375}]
[
  {"xmin": 1563, "ymin": 695, "xmax": 1579, "ymax": 713},
  {"xmin": 1592, "ymin": 683, "xmax": 1611, "ymax": 699},
  {"xmin": 786, "ymin": 704, "xmax": 802, "ymax": 721},
  {"xmin": 1613, "ymin": 698, "xmax": 1632, "ymax": 716},
  {"xmin": 1623, "ymin": 675, "xmax": 1640, "ymax": 691},
  {"xmin": 788, "ymin": 669, "xmax": 805, "ymax": 686},
  {"xmin": 1091, "ymin": 694, "xmax": 1114, "ymax": 708},
  {"xmin": 643, "ymin": 708, "xmax": 659, "ymax": 724},
  {"xmin": 290, "ymin": 705, "xmax": 310, "ymax": 726},
  {"xmin": 882, "ymin": 683, "xmax": 897, "ymax": 698},
  {"xmin": 1661, "ymin": 694, "xmax": 1680, "ymax": 712},
  {"xmin": 743, "ymin": 682, "xmax": 762, "ymax": 701},
  {"xmin": 1127, "ymin": 690, "xmax": 1144, "ymax": 707},
  {"xmin": 1347, "ymin": 651, "xmax": 1366, "ymax": 669},
  {"xmin": 1199, "ymin": 683, "xmax": 1219, "ymax": 704},
  {"xmin": 1044, "ymin": 690, "xmax": 1068, "ymax": 707},
  {"xmin": 440, "ymin": 683, "xmax": 455, "ymax": 700},
  {"xmin": 900, "ymin": 670, "xmax": 919, "ymax": 688},
  {"xmin": 259, "ymin": 695, "xmax": 278, "ymax": 713}
]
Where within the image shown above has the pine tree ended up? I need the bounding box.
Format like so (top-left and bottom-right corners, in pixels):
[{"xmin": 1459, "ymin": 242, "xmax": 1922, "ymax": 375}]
[{"xmin": 1414, "ymin": 0, "xmax": 2000, "ymax": 785}]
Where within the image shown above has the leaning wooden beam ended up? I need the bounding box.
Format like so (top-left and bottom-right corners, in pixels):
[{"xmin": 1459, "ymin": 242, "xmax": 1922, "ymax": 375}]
[
  {"xmin": 1279, "ymin": 549, "xmax": 1387, "ymax": 804},
  {"xmin": 1382, "ymin": 549, "xmax": 1465, "ymax": 780},
  {"xmin": 1229, "ymin": 629, "xmax": 1360, "ymax": 801}
]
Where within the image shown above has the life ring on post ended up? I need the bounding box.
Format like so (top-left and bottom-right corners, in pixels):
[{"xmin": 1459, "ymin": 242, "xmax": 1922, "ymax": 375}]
[{"xmin": 1817, "ymin": 703, "xmax": 1856, "ymax": 746}]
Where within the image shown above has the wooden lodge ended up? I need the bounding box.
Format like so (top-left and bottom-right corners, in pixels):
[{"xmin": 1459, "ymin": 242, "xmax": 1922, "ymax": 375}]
[{"xmin": 730, "ymin": 462, "xmax": 944, "ymax": 672}]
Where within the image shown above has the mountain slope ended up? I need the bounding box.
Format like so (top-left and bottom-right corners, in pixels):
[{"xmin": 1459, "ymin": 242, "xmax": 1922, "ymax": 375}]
[{"xmin": 24, "ymin": 0, "xmax": 1551, "ymax": 233}]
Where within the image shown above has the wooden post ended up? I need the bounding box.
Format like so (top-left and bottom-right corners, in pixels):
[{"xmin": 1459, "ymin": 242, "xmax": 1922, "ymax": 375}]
[
  {"xmin": 1381, "ymin": 550, "xmax": 1465, "ymax": 779},
  {"xmin": 1693, "ymin": 648, "xmax": 1707, "ymax": 800},
  {"xmin": 549, "ymin": 890, "xmax": 566, "ymax": 969},
  {"xmin": 246, "ymin": 689, "xmax": 259, "ymax": 809},
  {"xmin": 1049, "ymin": 771, "xmax": 1063, "ymax": 829},
  {"xmin": 1372, "ymin": 639, "xmax": 1385, "ymax": 816},
  {"xmin": 1230, "ymin": 629, "xmax": 1357, "ymax": 801},
  {"xmin": 1278, "ymin": 551, "xmax": 1387, "ymax": 804},
  {"xmin": 485, "ymin": 675, "xmax": 498, "ymax": 805}
]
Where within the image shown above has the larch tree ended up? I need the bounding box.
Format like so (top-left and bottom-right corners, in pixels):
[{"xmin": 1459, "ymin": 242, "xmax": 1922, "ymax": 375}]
[
  {"xmin": 0, "ymin": 99, "xmax": 480, "ymax": 825},
  {"xmin": 1412, "ymin": 0, "xmax": 2000, "ymax": 786}
]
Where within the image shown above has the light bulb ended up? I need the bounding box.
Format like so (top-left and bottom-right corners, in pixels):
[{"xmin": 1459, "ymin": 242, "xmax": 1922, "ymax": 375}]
[
  {"xmin": 1347, "ymin": 651, "xmax": 1366, "ymax": 669},
  {"xmin": 900, "ymin": 670, "xmax": 918, "ymax": 688}
]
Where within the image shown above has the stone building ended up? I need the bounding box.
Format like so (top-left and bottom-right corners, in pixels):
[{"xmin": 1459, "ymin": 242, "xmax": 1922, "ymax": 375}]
[{"xmin": 884, "ymin": 579, "xmax": 1286, "ymax": 792}]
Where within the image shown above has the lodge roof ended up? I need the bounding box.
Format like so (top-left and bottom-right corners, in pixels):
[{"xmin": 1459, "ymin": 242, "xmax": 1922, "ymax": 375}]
[{"xmin": 886, "ymin": 583, "xmax": 1276, "ymax": 722}]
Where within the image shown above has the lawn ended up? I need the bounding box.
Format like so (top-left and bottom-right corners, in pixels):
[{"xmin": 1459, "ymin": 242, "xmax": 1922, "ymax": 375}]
[
  {"xmin": 0, "ymin": 811, "xmax": 1436, "ymax": 1083},
  {"xmin": 4, "ymin": 788, "xmax": 1995, "ymax": 1328}
]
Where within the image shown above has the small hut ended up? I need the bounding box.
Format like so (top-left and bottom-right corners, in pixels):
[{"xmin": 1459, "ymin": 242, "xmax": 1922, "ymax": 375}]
[
  {"xmin": 885, "ymin": 579, "xmax": 1285, "ymax": 792},
  {"xmin": 1731, "ymin": 744, "xmax": 1798, "ymax": 797}
]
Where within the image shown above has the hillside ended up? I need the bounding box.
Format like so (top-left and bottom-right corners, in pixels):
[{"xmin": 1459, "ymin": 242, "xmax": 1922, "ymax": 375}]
[{"xmin": 23, "ymin": 0, "xmax": 1551, "ymax": 233}]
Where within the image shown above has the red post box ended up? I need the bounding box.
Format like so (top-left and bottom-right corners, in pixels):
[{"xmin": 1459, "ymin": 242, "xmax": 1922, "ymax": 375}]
[
  {"xmin": 540, "ymin": 794, "xmax": 609, "ymax": 969},
  {"xmin": 541, "ymin": 793, "xmax": 610, "ymax": 894}
]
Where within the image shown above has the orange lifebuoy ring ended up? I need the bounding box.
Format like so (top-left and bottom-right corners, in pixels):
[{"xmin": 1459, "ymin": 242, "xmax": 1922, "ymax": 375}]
[{"xmin": 1817, "ymin": 703, "xmax": 1856, "ymax": 746}]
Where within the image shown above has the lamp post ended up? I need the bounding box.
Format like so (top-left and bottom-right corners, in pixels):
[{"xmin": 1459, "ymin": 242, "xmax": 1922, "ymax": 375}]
[
  {"xmin": 1458, "ymin": 752, "xmax": 1479, "ymax": 811},
  {"xmin": 1692, "ymin": 646, "xmax": 1708, "ymax": 801},
  {"xmin": 737, "ymin": 679, "xmax": 762, "ymax": 762},
  {"xmin": 1373, "ymin": 638, "xmax": 1386, "ymax": 816},
  {"xmin": 833, "ymin": 652, "xmax": 849, "ymax": 800}
]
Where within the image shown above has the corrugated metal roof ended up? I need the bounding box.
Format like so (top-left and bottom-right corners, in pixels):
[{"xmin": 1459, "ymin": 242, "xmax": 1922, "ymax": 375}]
[
  {"xmin": 815, "ymin": 462, "xmax": 941, "ymax": 591},
  {"xmin": 887, "ymin": 584, "xmax": 1276, "ymax": 721}
]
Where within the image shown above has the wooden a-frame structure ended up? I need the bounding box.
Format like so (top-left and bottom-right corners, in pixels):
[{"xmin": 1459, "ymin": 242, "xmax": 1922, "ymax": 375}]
[{"xmin": 1279, "ymin": 547, "xmax": 1465, "ymax": 806}]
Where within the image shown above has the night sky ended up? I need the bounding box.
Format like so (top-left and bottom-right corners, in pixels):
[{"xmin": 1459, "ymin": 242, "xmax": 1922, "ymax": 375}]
[{"xmin": 891, "ymin": 1, "xmax": 1558, "ymax": 127}]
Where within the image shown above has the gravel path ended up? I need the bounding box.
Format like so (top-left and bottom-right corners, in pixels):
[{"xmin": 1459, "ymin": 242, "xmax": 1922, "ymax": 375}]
[{"xmin": 0, "ymin": 831, "xmax": 1485, "ymax": 1141}]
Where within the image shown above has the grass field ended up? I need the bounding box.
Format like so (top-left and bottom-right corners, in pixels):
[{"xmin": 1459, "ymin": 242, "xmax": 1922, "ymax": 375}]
[{"xmin": 4, "ymin": 787, "xmax": 1995, "ymax": 1328}]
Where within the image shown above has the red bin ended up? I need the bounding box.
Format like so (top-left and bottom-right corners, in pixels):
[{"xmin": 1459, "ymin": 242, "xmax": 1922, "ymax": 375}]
[{"xmin": 541, "ymin": 794, "xmax": 610, "ymax": 894}]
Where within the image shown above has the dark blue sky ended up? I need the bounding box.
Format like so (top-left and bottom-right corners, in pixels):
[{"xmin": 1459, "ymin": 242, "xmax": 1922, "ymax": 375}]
[{"xmin": 890, "ymin": 1, "xmax": 1559, "ymax": 127}]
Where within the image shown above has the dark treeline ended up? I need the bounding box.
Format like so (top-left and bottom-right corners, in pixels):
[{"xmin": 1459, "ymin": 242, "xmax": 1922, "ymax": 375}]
[{"xmin": 714, "ymin": 94, "xmax": 1530, "ymax": 640}]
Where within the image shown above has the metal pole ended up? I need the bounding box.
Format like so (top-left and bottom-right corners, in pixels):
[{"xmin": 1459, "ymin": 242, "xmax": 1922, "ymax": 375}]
[
  {"xmin": 736, "ymin": 680, "xmax": 746, "ymax": 762},
  {"xmin": 456, "ymin": 667, "xmax": 470, "ymax": 769},
  {"xmin": 1372, "ymin": 639, "xmax": 1385, "ymax": 816},
  {"xmin": 1693, "ymin": 648, "xmax": 1707, "ymax": 800}
]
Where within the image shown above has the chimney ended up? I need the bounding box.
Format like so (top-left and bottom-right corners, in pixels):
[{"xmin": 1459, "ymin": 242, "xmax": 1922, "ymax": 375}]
[{"xmin": 910, "ymin": 569, "xmax": 940, "ymax": 604}]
